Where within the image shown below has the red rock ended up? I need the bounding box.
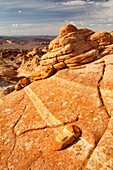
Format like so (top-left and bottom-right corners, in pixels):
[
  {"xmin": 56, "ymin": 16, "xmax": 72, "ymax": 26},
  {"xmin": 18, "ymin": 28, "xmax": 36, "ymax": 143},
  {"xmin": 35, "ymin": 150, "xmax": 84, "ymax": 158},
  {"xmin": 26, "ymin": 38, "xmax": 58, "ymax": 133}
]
[
  {"xmin": 17, "ymin": 24, "xmax": 113, "ymax": 81},
  {"xmin": 89, "ymin": 31, "xmax": 112, "ymax": 42},
  {"xmin": 40, "ymin": 57, "xmax": 58, "ymax": 66},
  {"xmin": 27, "ymin": 48, "xmax": 39, "ymax": 57},
  {"xmin": 0, "ymin": 59, "xmax": 112, "ymax": 169},
  {"xmin": 60, "ymin": 24, "xmax": 78, "ymax": 37},
  {"xmin": 52, "ymin": 125, "xmax": 76, "ymax": 151},
  {"xmin": 61, "ymin": 44, "xmax": 73, "ymax": 54},
  {"xmin": 2, "ymin": 69, "xmax": 17, "ymax": 78},
  {"xmin": 15, "ymin": 77, "xmax": 31, "ymax": 91},
  {"xmin": 53, "ymin": 62, "xmax": 66, "ymax": 70},
  {"xmin": 66, "ymin": 124, "xmax": 81, "ymax": 138},
  {"xmin": 89, "ymin": 40, "xmax": 99, "ymax": 48},
  {"xmin": 59, "ymin": 32, "xmax": 83, "ymax": 46},
  {"xmin": 17, "ymin": 54, "xmax": 40, "ymax": 77},
  {"xmin": 49, "ymin": 36, "xmax": 60, "ymax": 50},
  {"xmin": 2, "ymin": 24, "xmax": 113, "ymax": 169},
  {"xmin": 31, "ymin": 65, "xmax": 56, "ymax": 80},
  {"xmin": 42, "ymin": 47, "xmax": 48, "ymax": 53},
  {"xmin": 81, "ymin": 43, "xmax": 93, "ymax": 52},
  {"xmin": 65, "ymin": 49, "xmax": 98, "ymax": 65},
  {"xmin": 77, "ymin": 28, "xmax": 94, "ymax": 35},
  {"xmin": 85, "ymin": 118, "xmax": 113, "ymax": 170}
]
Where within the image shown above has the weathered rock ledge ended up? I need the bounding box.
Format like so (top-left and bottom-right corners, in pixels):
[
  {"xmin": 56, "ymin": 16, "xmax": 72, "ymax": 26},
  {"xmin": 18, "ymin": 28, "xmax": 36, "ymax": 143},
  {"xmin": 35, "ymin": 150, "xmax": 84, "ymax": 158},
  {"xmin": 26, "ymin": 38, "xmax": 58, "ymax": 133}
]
[
  {"xmin": 17, "ymin": 24, "xmax": 113, "ymax": 81},
  {"xmin": 1, "ymin": 24, "xmax": 113, "ymax": 170}
]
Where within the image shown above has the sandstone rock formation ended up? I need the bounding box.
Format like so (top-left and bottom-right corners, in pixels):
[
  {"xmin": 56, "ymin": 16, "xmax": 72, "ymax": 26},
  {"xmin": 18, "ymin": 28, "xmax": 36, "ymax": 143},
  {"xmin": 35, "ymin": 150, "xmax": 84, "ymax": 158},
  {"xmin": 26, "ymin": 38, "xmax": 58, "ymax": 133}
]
[
  {"xmin": 1, "ymin": 24, "xmax": 113, "ymax": 169},
  {"xmin": 41, "ymin": 24, "xmax": 113, "ymax": 70},
  {"xmin": 16, "ymin": 24, "xmax": 113, "ymax": 81},
  {"xmin": 1, "ymin": 53, "xmax": 113, "ymax": 169},
  {"xmin": 17, "ymin": 48, "xmax": 45, "ymax": 78}
]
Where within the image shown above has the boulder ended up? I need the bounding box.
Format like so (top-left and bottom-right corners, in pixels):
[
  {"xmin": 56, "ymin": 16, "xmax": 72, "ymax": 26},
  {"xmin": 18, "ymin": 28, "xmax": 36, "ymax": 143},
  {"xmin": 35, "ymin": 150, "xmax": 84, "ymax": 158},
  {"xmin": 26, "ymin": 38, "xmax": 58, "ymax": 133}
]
[
  {"xmin": 59, "ymin": 24, "xmax": 78, "ymax": 37},
  {"xmin": 15, "ymin": 78, "xmax": 31, "ymax": 91}
]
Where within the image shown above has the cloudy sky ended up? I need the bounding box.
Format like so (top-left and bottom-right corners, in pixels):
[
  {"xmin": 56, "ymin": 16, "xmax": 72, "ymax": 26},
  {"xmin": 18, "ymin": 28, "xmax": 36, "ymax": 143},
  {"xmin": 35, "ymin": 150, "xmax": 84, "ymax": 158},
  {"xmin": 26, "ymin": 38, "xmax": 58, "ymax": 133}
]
[{"xmin": 0, "ymin": 0, "xmax": 113, "ymax": 36}]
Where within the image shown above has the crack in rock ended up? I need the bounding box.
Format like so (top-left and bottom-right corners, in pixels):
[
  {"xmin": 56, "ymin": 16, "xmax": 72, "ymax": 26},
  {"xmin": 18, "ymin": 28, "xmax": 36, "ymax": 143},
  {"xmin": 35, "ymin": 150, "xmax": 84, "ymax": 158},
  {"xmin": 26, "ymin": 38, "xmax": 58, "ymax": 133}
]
[
  {"xmin": 5, "ymin": 115, "xmax": 23, "ymax": 169},
  {"xmin": 83, "ymin": 62, "xmax": 111, "ymax": 169},
  {"xmin": 97, "ymin": 62, "xmax": 110, "ymax": 117},
  {"xmin": 83, "ymin": 117, "xmax": 111, "ymax": 170},
  {"xmin": 13, "ymin": 114, "xmax": 23, "ymax": 129},
  {"xmin": 18, "ymin": 119, "xmax": 79, "ymax": 136}
]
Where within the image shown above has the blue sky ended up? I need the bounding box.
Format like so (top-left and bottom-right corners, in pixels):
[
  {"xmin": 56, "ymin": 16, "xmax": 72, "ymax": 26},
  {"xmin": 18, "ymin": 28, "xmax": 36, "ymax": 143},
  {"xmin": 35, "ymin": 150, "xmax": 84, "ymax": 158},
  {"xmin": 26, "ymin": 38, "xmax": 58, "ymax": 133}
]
[{"xmin": 0, "ymin": 0, "xmax": 113, "ymax": 36}]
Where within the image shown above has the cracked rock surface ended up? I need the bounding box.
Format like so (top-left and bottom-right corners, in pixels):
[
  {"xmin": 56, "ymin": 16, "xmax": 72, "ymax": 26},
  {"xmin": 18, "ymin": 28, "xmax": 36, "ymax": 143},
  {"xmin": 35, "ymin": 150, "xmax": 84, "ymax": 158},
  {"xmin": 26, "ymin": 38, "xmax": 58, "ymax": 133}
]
[
  {"xmin": 1, "ymin": 24, "xmax": 113, "ymax": 170},
  {"xmin": 1, "ymin": 53, "xmax": 113, "ymax": 169}
]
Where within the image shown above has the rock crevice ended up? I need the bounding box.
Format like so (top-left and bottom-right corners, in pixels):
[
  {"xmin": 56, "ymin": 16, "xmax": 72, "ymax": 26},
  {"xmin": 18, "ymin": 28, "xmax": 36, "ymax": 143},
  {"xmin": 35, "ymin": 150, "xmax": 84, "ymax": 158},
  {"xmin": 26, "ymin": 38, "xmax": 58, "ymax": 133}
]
[{"xmin": 97, "ymin": 62, "xmax": 110, "ymax": 117}]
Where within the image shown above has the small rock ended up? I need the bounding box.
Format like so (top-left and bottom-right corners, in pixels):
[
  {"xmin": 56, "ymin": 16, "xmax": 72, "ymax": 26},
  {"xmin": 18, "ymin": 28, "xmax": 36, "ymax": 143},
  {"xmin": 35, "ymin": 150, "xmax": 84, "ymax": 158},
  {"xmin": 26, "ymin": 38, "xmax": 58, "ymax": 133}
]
[
  {"xmin": 15, "ymin": 77, "xmax": 31, "ymax": 91},
  {"xmin": 52, "ymin": 124, "xmax": 81, "ymax": 151},
  {"xmin": 66, "ymin": 124, "xmax": 81, "ymax": 138}
]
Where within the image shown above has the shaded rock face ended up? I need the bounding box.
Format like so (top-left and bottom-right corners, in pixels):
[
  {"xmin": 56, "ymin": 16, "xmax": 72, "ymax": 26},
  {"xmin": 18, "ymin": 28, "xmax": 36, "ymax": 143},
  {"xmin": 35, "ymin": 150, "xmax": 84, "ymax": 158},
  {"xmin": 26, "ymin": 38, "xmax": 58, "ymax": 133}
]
[
  {"xmin": 1, "ymin": 53, "xmax": 113, "ymax": 169},
  {"xmin": 1, "ymin": 24, "xmax": 113, "ymax": 169}
]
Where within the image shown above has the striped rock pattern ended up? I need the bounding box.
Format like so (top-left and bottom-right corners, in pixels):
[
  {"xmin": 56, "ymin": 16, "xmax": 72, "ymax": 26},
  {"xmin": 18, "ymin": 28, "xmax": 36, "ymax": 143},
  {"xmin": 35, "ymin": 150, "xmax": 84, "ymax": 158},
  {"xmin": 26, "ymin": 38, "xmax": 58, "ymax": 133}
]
[
  {"xmin": 16, "ymin": 24, "xmax": 113, "ymax": 81},
  {"xmin": 30, "ymin": 24, "xmax": 113, "ymax": 80},
  {"xmin": 1, "ymin": 53, "xmax": 113, "ymax": 169}
]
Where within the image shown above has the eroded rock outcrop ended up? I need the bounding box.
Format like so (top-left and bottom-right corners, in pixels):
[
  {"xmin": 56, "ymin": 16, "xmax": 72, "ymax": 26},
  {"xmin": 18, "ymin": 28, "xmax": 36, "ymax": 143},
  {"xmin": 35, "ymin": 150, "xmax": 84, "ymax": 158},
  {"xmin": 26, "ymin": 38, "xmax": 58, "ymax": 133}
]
[
  {"xmin": 0, "ymin": 48, "xmax": 45, "ymax": 96},
  {"xmin": 17, "ymin": 47, "xmax": 45, "ymax": 78},
  {"xmin": 41, "ymin": 24, "xmax": 113, "ymax": 70},
  {"xmin": 1, "ymin": 24, "xmax": 113, "ymax": 170},
  {"xmin": 17, "ymin": 24, "xmax": 113, "ymax": 82}
]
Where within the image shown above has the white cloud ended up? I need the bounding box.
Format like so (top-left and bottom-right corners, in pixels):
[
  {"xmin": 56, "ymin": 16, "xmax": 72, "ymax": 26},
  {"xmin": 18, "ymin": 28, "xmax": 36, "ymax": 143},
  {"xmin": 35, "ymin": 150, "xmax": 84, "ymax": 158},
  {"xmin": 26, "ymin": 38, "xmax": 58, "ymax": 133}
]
[
  {"xmin": 0, "ymin": 0, "xmax": 113, "ymax": 35},
  {"xmin": 12, "ymin": 24, "xmax": 21, "ymax": 27},
  {"xmin": 61, "ymin": 0, "xmax": 86, "ymax": 6},
  {"xmin": 0, "ymin": 23, "xmax": 61, "ymax": 36},
  {"xmin": 18, "ymin": 10, "xmax": 22, "ymax": 13}
]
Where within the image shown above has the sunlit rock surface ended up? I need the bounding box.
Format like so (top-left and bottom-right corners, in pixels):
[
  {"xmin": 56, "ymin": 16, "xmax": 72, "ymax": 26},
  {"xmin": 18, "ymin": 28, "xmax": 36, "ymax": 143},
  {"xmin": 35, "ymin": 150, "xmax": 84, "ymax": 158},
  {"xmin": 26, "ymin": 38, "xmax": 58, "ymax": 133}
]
[{"xmin": 1, "ymin": 24, "xmax": 113, "ymax": 169}]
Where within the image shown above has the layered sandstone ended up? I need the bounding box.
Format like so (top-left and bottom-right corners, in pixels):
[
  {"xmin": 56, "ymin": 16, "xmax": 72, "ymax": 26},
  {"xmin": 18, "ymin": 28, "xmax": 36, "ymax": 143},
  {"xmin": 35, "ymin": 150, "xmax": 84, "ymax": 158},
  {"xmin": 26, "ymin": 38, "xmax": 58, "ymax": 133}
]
[
  {"xmin": 41, "ymin": 25, "xmax": 113, "ymax": 69},
  {"xmin": 17, "ymin": 24, "xmax": 113, "ymax": 81},
  {"xmin": 1, "ymin": 24, "xmax": 113, "ymax": 169}
]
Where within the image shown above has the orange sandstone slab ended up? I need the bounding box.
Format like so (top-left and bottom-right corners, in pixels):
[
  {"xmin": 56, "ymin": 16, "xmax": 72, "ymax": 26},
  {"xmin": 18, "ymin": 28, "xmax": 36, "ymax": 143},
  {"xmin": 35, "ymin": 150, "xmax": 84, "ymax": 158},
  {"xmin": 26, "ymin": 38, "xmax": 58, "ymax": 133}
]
[
  {"xmin": 85, "ymin": 118, "xmax": 113, "ymax": 170},
  {"xmin": 0, "ymin": 60, "xmax": 111, "ymax": 170}
]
